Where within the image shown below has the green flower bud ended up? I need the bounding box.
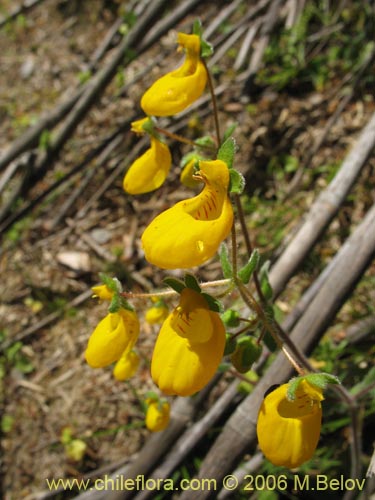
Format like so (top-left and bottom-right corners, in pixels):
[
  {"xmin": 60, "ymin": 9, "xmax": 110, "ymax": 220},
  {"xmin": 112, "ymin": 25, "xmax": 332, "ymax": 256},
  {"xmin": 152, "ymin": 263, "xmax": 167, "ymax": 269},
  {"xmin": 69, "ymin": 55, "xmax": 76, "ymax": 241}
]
[{"xmin": 230, "ymin": 337, "xmax": 262, "ymax": 373}]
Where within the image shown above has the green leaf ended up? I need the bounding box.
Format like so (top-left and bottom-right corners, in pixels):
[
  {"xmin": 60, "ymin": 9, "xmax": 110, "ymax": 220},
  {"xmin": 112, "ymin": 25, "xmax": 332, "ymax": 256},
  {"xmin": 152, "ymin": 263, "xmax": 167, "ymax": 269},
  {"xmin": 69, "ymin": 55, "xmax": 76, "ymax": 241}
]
[
  {"xmin": 238, "ymin": 249, "xmax": 260, "ymax": 284},
  {"xmin": 287, "ymin": 373, "xmax": 341, "ymax": 401},
  {"xmin": 201, "ymin": 39, "xmax": 214, "ymax": 58},
  {"xmin": 108, "ymin": 294, "xmax": 121, "ymax": 313},
  {"xmin": 259, "ymin": 261, "xmax": 273, "ymax": 300},
  {"xmin": 217, "ymin": 137, "xmax": 236, "ymax": 168},
  {"xmin": 195, "ymin": 136, "xmax": 216, "ymax": 148},
  {"xmin": 219, "ymin": 243, "xmax": 233, "ymax": 279},
  {"xmin": 184, "ymin": 273, "xmax": 201, "ymax": 292},
  {"xmin": 201, "ymin": 292, "xmax": 222, "ymax": 312},
  {"xmin": 180, "ymin": 152, "xmax": 201, "ymax": 168},
  {"xmin": 192, "ymin": 18, "xmax": 203, "ymax": 37},
  {"xmin": 224, "ymin": 334, "xmax": 237, "ymax": 355},
  {"xmin": 99, "ymin": 273, "xmax": 122, "ymax": 293},
  {"xmin": 304, "ymin": 372, "xmax": 341, "ymax": 389},
  {"xmin": 163, "ymin": 277, "xmax": 186, "ymax": 294},
  {"xmin": 223, "ymin": 122, "xmax": 238, "ymax": 142},
  {"xmin": 193, "ymin": 19, "xmax": 213, "ymax": 58},
  {"xmin": 262, "ymin": 328, "xmax": 277, "ymax": 352},
  {"xmin": 287, "ymin": 377, "xmax": 302, "ymax": 401},
  {"xmin": 229, "ymin": 169, "xmax": 245, "ymax": 194}
]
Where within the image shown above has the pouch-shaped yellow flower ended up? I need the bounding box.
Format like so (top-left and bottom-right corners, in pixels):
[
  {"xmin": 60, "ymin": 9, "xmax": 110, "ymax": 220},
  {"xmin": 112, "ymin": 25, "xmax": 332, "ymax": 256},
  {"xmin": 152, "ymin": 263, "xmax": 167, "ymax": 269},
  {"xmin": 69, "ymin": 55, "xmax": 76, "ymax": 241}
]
[
  {"xmin": 257, "ymin": 381, "xmax": 323, "ymax": 468},
  {"xmin": 85, "ymin": 309, "xmax": 139, "ymax": 369},
  {"xmin": 113, "ymin": 350, "xmax": 140, "ymax": 381},
  {"xmin": 141, "ymin": 159, "xmax": 233, "ymax": 269},
  {"xmin": 141, "ymin": 33, "xmax": 207, "ymax": 116},
  {"xmin": 151, "ymin": 288, "xmax": 226, "ymax": 396},
  {"xmin": 123, "ymin": 137, "xmax": 171, "ymax": 195},
  {"xmin": 145, "ymin": 399, "xmax": 170, "ymax": 432}
]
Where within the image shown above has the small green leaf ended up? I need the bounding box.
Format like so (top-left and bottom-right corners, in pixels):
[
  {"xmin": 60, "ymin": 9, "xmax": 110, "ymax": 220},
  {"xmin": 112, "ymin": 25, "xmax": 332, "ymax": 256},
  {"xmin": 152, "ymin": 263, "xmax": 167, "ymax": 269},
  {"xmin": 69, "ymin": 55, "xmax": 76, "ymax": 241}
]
[
  {"xmin": 163, "ymin": 277, "xmax": 186, "ymax": 294},
  {"xmin": 287, "ymin": 377, "xmax": 302, "ymax": 401},
  {"xmin": 217, "ymin": 137, "xmax": 236, "ymax": 168},
  {"xmin": 193, "ymin": 19, "xmax": 213, "ymax": 58},
  {"xmin": 144, "ymin": 390, "xmax": 159, "ymax": 402},
  {"xmin": 262, "ymin": 328, "xmax": 277, "ymax": 352},
  {"xmin": 180, "ymin": 152, "xmax": 201, "ymax": 168},
  {"xmin": 238, "ymin": 249, "xmax": 260, "ymax": 284},
  {"xmin": 192, "ymin": 18, "xmax": 203, "ymax": 36},
  {"xmin": 304, "ymin": 372, "xmax": 341, "ymax": 389},
  {"xmin": 224, "ymin": 333, "xmax": 237, "ymax": 355},
  {"xmin": 99, "ymin": 273, "xmax": 122, "ymax": 293},
  {"xmin": 229, "ymin": 169, "xmax": 245, "ymax": 194},
  {"xmin": 108, "ymin": 294, "xmax": 121, "ymax": 313},
  {"xmin": 195, "ymin": 136, "xmax": 216, "ymax": 148},
  {"xmin": 223, "ymin": 123, "xmax": 238, "ymax": 142},
  {"xmin": 219, "ymin": 243, "xmax": 233, "ymax": 279},
  {"xmin": 259, "ymin": 261, "xmax": 273, "ymax": 300},
  {"xmin": 184, "ymin": 273, "xmax": 201, "ymax": 292},
  {"xmin": 201, "ymin": 292, "xmax": 222, "ymax": 312},
  {"xmin": 201, "ymin": 39, "xmax": 214, "ymax": 58}
]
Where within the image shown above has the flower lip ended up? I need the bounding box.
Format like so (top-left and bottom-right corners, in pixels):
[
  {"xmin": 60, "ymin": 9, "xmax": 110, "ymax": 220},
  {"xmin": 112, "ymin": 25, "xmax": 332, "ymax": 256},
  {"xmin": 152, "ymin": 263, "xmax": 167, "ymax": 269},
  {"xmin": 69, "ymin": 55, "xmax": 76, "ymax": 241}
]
[
  {"xmin": 256, "ymin": 381, "xmax": 323, "ymax": 469},
  {"xmin": 141, "ymin": 159, "xmax": 233, "ymax": 269},
  {"xmin": 140, "ymin": 33, "xmax": 207, "ymax": 117}
]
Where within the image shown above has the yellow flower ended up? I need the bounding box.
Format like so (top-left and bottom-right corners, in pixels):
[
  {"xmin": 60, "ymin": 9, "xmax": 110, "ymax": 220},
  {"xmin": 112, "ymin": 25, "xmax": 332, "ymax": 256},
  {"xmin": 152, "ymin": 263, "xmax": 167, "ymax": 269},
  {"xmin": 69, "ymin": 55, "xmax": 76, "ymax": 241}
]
[
  {"xmin": 141, "ymin": 159, "xmax": 233, "ymax": 269},
  {"xmin": 141, "ymin": 33, "xmax": 207, "ymax": 116},
  {"xmin": 151, "ymin": 288, "xmax": 226, "ymax": 396},
  {"xmin": 91, "ymin": 284, "xmax": 114, "ymax": 301},
  {"xmin": 130, "ymin": 117, "xmax": 150, "ymax": 134},
  {"xmin": 123, "ymin": 136, "xmax": 172, "ymax": 195},
  {"xmin": 113, "ymin": 350, "xmax": 140, "ymax": 381},
  {"xmin": 145, "ymin": 304, "xmax": 169, "ymax": 325},
  {"xmin": 256, "ymin": 381, "xmax": 324, "ymax": 469},
  {"xmin": 145, "ymin": 399, "xmax": 170, "ymax": 432},
  {"xmin": 85, "ymin": 309, "xmax": 139, "ymax": 368}
]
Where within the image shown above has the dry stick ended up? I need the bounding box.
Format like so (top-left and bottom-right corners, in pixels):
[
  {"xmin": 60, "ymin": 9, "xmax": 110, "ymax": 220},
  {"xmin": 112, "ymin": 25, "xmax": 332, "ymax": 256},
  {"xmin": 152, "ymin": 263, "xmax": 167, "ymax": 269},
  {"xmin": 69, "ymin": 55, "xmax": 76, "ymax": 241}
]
[
  {"xmin": 238, "ymin": 0, "xmax": 284, "ymax": 82},
  {"xmin": 233, "ymin": 20, "xmax": 262, "ymax": 71},
  {"xmin": 284, "ymin": 0, "xmax": 306, "ymax": 29},
  {"xmin": 0, "ymin": 89, "xmax": 83, "ymax": 181},
  {"xmin": 133, "ymin": 382, "xmax": 240, "ymax": 500},
  {"xmin": 285, "ymin": 44, "xmax": 375, "ymax": 197},
  {"xmin": 269, "ymin": 110, "xmax": 375, "ymax": 299},
  {"xmin": 0, "ymin": 122, "xmax": 129, "ymax": 238},
  {"xmin": 217, "ymin": 453, "xmax": 264, "ymax": 500},
  {"xmin": 345, "ymin": 316, "xmax": 375, "ymax": 344},
  {"xmin": 179, "ymin": 202, "xmax": 375, "ymax": 500},
  {"xmin": 45, "ymin": 133, "xmax": 124, "ymax": 230},
  {"xmin": 0, "ymin": 0, "xmax": 46, "ymax": 28},
  {"xmin": 203, "ymin": 0, "xmax": 244, "ymax": 39}
]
